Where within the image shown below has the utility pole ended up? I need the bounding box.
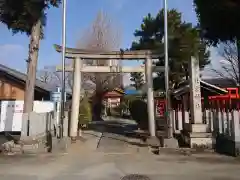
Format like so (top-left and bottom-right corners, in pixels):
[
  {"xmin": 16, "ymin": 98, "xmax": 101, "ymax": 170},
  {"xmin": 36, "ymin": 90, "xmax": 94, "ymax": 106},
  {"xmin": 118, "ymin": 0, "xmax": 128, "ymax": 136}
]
[
  {"xmin": 60, "ymin": 0, "xmax": 67, "ymax": 138},
  {"xmin": 164, "ymin": 0, "xmax": 172, "ymax": 138}
]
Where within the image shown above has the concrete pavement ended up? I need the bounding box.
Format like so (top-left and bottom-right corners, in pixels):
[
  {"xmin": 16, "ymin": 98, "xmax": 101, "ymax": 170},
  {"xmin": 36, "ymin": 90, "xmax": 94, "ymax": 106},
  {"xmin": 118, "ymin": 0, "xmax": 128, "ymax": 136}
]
[{"xmin": 0, "ymin": 131, "xmax": 240, "ymax": 180}]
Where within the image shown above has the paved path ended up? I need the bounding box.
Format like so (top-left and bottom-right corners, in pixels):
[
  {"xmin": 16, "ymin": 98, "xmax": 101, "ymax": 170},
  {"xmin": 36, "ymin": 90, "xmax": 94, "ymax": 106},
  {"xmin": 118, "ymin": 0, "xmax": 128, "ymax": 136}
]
[
  {"xmin": 0, "ymin": 132, "xmax": 240, "ymax": 180},
  {"xmin": 1, "ymin": 144, "xmax": 240, "ymax": 180},
  {"xmin": 0, "ymin": 118, "xmax": 240, "ymax": 180}
]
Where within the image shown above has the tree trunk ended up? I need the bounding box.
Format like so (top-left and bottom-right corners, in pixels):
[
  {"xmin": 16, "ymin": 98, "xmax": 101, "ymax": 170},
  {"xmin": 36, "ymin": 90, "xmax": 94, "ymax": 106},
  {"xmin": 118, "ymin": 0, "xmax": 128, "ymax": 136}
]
[
  {"xmin": 92, "ymin": 92, "xmax": 104, "ymax": 121},
  {"xmin": 91, "ymin": 75, "xmax": 104, "ymax": 121},
  {"xmin": 23, "ymin": 19, "xmax": 42, "ymax": 113}
]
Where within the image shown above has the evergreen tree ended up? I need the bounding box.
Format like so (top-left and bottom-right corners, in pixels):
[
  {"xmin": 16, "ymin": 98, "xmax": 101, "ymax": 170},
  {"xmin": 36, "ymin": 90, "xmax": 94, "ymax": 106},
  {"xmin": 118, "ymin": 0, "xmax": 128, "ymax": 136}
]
[
  {"xmin": 0, "ymin": 0, "xmax": 61, "ymax": 112},
  {"xmin": 194, "ymin": 0, "xmax": 240, "ymax": 85},
  {"xmin": 131, "ymin": 9, "xmax": 210, "ymax": 90}
]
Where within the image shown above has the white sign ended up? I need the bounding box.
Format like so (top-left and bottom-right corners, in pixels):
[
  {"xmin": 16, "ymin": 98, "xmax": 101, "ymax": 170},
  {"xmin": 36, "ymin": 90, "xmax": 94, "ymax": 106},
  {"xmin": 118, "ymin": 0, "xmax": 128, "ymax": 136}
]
[
  {"xmin": 0, "ymin": 101, "xmax": 55, "ymax": 132},
  {"xmin": 51, "ymin": 92, "xmax": 61, "ymax": 102},
  {"xmin": 50, "ymin": 91, "xmax": 67, "ymax": 102}
]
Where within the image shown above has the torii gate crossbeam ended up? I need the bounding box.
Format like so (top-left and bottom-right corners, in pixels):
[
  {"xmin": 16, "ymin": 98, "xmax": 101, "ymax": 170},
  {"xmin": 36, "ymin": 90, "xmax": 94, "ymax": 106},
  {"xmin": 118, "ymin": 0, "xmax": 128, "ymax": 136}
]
[{"xmin": 56, "ymin": 65, "xmax": 165, "ymax": 73}]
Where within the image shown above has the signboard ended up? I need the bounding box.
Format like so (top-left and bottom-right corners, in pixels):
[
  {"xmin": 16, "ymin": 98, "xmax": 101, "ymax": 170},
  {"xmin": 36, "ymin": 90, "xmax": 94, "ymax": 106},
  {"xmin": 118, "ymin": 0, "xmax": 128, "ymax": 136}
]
[
  {"xmin": 155, "ymin": 100, "xmax": 165, "ymax": 118},
  {"xmin": 50, "ymin": 92, "xmax": 61, "ymax": 102},
  {"xmin": 50, "ymin": 91, "xmax": 67, "ymax": 102}
]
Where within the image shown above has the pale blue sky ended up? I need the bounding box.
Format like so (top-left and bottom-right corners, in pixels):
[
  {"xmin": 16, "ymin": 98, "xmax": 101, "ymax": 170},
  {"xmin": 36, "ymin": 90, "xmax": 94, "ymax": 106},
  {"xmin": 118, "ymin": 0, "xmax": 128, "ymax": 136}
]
[{"xmin": 0, "ymin": 0, "xmax": 217, "ymax": 80}]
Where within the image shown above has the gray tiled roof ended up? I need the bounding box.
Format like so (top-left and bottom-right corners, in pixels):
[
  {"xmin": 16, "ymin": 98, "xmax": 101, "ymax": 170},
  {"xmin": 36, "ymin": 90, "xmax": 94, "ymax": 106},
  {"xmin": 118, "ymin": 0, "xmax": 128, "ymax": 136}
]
[
  {"xmin": 0, "ymin": 64, "xmax": 54, "ymax": 92},
  {"xmin": 172, "ymin": 79, "xmax": 228, "ymax": 97},
  {"xmin": 202, "ymin": 78, "xmax": 236, "ymax": 88}
]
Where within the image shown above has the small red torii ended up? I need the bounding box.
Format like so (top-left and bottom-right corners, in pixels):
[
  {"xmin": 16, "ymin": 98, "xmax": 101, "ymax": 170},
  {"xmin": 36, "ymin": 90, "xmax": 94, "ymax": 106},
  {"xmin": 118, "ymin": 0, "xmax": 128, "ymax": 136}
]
[{"xmin": 207, "ymin": 87, "xmax": 240, "ymax": 110}]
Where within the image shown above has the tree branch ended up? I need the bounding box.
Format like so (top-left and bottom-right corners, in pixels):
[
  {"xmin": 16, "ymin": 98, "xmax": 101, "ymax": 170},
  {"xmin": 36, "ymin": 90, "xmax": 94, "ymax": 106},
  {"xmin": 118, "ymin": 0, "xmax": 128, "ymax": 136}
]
[
  {"xmin": 211, "ymin": 42, "xmax": 239, "ymax": 85},
  {"xmin": 76, "ymin": 11, "xmax": 122, "ymax": 93}
]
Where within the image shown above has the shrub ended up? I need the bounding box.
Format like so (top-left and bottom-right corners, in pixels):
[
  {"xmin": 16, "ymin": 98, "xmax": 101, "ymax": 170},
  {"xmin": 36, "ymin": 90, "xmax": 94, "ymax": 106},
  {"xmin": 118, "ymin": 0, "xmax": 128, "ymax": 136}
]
[
  {"xmin": 129, "ymin": 99, "xmax": 149, "ymax": 130},
  {"xmin": 79, "ymin": 96, "xmax": 92, "ymax": 126}
]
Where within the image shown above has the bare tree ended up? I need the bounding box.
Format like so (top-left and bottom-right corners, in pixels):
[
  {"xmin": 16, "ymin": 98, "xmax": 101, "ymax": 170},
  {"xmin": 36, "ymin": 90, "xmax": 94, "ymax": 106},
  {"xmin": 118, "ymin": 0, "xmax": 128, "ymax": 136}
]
[
  {"xmin": 37, "ymin": 65, "xmax": 73, "ymax": 91},
  {"xmin": 37, "ymin": 69, "xmax": 52, "ymax": 83},
  {"xmin": 76, "ymin": 11, "xmax": 122, "ymax": 120},
  {"xmin": 211, "ymin": 42, "xmax": 239, "ymax": 85}
]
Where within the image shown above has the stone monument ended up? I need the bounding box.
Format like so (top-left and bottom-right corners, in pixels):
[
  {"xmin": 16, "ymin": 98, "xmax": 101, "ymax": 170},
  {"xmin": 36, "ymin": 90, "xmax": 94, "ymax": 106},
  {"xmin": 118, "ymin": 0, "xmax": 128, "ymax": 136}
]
[{"xmin": 188, "ymin": 56, "xmax": 213, "ymax": 148}]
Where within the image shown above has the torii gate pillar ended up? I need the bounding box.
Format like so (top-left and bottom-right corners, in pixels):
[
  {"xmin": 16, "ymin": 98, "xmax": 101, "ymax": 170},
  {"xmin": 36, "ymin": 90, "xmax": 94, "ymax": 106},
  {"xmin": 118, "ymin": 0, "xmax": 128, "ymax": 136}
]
[
  {"xmin": 70, "ymin": 57, "xmax": 82, "ymax": 142},
  {"xmin": 146, "ymin": 55, "xmax": 156, "ymax": 137}
]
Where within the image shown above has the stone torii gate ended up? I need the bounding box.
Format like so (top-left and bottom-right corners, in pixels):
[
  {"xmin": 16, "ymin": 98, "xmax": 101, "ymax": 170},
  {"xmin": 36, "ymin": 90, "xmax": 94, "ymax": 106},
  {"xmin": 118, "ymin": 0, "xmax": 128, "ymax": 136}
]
[{"xmin": 54, "ymin": 44, "xmax": 165, "ymax": 142}]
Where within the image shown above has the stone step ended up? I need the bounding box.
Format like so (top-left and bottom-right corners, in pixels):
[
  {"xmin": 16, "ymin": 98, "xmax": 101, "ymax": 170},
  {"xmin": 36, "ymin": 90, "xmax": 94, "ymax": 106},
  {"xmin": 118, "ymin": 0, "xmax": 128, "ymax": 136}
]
[{"xmin": 189, "ymin": 132, "xmax": 212, "ymax": 138}]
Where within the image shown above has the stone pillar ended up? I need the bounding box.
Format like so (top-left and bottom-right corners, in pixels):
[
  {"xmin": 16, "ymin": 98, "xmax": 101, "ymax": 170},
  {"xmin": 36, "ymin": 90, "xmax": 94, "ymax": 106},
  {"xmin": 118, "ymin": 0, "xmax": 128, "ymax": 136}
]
[
  {"xmin": 70, "ymin": 57, "xmax": 82, "ymax": 142},
  {"xmin": 189, "ymin": 56, "xmax": 212, "ymax": 148},
  {"xmin": 63, "ymin": 111, "xmax": 69, "ymax": 137},
  {"xmin": 182, "ymin": 95, "xmax": 188, "ymax": 131},
  {"xmin": 146, "ymin": 55, "xmax": 156, "ymax": 137},
  {"xmin": 189, "ymin": 57, "xmax": 202, "ymax": 124}
]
